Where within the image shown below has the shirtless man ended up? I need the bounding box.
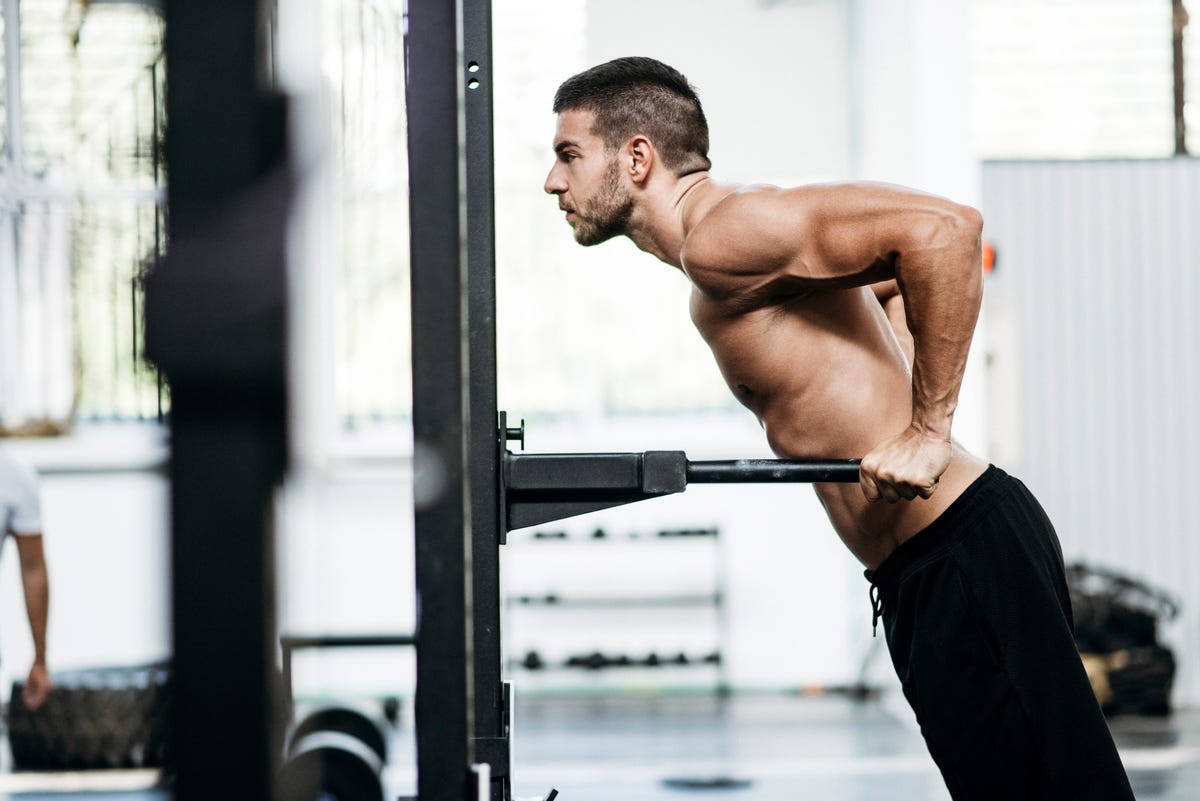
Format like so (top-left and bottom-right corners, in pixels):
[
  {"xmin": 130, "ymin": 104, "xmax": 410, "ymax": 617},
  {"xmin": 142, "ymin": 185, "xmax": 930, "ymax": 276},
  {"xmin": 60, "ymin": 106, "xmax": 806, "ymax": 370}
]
[{"xmin": 544, "ymin": 57, "xmax": 1133, "ymax": 801}]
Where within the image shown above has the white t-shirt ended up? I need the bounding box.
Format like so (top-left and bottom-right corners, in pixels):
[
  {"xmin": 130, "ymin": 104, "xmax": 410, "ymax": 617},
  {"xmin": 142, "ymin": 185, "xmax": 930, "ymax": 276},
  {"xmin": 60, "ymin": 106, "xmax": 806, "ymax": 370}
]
[{"xmin": 0, "ymin": 447, "xmax": 42, "ymax": 536}]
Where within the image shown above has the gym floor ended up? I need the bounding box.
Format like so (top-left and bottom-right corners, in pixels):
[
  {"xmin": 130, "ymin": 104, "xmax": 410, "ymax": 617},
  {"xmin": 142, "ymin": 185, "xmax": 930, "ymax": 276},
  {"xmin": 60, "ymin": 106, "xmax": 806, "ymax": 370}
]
[
  {"xmin": 1, "ymin": 693, "xmax": 1197, "ymax": 800},
  {"xmin": 498, "ymin": 693, "xmax": 1200, "ymax": 801}
]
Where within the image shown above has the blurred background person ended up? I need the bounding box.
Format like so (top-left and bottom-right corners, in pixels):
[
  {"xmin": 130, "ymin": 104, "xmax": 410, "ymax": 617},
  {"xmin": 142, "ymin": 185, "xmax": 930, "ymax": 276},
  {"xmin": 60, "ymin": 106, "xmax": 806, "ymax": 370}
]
[{"xmin": 0, "ymin": 445, "xmax": 52, "ymax": 710}]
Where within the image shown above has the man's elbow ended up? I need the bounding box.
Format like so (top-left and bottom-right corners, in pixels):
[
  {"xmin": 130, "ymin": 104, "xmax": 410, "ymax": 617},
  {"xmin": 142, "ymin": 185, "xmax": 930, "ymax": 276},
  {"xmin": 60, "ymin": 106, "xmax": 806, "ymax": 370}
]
[
  {"xmin": 938, "ymin": 204, "xmax": 984, "ymax": 282},
  {"xmin": 19, "ymin": 549, "xmax": 47, "ymax": 581},
  {"xmin": 22, "ymin": 562, "xmax": 47, "ymax": 587},
  {"xmin": 953, "ymin": 204, "xmax": 984, "ymax": 247}
]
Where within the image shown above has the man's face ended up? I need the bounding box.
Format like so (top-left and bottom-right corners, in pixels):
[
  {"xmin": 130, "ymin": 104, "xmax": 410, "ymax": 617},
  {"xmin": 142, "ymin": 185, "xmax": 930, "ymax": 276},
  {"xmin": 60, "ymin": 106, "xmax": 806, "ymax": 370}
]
[{"xmin": 544, "ymin": 109, "xmax": 633, "ymax": 246}]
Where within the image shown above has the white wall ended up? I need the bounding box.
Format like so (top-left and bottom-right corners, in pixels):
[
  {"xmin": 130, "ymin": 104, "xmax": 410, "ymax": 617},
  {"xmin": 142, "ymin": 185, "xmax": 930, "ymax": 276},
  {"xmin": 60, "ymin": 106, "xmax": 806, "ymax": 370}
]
[
  {"xmin": 584, "ymin": 0, "xmax": 852, "ymax": 186},
  {"xmin": 276, "ymin": 460, "xmax": 417, "ymax": 700}
]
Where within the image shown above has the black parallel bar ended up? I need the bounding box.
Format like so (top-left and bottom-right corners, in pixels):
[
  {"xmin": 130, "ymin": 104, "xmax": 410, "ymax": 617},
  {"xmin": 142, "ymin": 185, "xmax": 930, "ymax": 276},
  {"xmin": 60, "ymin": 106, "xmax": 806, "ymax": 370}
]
[
  {"xmin": 462, "ymin": 0, "xmax": 508, "ymax": 796},
  {"xmin": 686, "ymin": 459, "xmax": 862, "ymax": 483},
  {"xmin": 149, "ymin": 3, "xmax": 289, "ymax": 800},
  {"xmin": 503, "ymin": 451, "xmax": 859, "ymax": 531},
  {"xmin": 406, "ymin": 0, "xmax": 474, "ymax": 799},
  {"xmin": 507, "ymin": 452, "xmax": 859, "ymax": 488}
]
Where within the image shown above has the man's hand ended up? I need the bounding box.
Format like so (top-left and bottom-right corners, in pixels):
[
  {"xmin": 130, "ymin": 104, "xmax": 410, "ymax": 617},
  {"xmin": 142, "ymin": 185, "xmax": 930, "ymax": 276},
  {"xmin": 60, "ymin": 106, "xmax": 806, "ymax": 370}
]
[
  {"xmin": 860, "ymin": 426, "xmax": 952, "ymax": 503},
  {"xmin": 23, "ymin": 661, "xmax": 52, "ymax": 711}
]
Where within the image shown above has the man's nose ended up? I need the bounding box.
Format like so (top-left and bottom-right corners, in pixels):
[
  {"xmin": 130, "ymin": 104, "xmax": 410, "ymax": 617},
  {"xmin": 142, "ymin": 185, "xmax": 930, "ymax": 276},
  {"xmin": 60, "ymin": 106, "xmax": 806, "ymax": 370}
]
[{"xmin": 544, "ymin": 164, "xmax": 566, "ymax": 195}]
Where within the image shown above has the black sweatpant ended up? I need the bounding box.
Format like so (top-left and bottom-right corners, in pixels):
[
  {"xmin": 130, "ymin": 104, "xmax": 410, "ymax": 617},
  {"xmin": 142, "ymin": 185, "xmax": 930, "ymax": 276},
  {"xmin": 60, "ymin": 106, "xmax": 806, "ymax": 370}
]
[{"xmin": 864, "ymin": 465, "xmax": 1135, "ymax": 801}]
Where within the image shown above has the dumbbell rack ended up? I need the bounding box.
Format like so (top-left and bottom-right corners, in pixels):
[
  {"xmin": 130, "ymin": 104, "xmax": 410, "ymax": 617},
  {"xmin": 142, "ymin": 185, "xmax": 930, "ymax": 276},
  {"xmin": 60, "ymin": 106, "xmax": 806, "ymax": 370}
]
[{"xmin": 504, "ymin": 523, "xmax": 730, "ymax": 697}]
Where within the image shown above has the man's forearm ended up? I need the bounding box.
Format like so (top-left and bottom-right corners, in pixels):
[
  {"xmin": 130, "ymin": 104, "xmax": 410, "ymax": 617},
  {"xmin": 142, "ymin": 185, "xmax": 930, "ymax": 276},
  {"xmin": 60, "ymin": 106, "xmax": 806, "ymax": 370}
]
[
  {"xmin": 895, "ymin": 207, "xmax": 984, "ymax": 439},
  {"xmin": 22, "ymin": 564, "xmax": 49, "ymax": 662}
]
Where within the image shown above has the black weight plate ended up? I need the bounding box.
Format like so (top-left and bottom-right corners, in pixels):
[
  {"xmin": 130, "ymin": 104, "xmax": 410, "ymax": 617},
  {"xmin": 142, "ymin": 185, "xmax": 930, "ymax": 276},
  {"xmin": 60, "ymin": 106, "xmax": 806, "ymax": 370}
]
[
  {"xmin": 288, "ymin": 706, "xmax": 388, "ymax": 765},
  {"xmin": 280, "ymin": 740, "xmax": 385, "ymax": 801}
]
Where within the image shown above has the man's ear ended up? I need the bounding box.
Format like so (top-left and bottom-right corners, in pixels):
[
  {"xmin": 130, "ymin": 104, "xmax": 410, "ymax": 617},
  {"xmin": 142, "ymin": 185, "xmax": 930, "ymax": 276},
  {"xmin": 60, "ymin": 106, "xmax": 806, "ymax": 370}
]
[{"xmin": 627, "ymin": 136, "xmax": 654, "ymax": 185}]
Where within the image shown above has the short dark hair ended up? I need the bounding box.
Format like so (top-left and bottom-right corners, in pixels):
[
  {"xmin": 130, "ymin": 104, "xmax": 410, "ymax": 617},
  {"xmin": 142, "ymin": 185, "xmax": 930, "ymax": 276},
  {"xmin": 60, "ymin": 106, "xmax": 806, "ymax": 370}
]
[{"xmin": 553, "ymin": 57, "xmax": 711, "ymax": 176}]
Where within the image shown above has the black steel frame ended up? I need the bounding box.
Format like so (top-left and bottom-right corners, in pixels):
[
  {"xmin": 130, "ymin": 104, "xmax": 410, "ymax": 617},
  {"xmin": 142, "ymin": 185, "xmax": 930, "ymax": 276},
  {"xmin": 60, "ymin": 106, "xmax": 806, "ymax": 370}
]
[
  {"xmin": 408, "ymin": 0, "xmax": 511, "ymax": 797},
  {"xmin": 406, "ymin": 0, "xmax": 476, "ymax": 799},
  {"xmin": 148, "ymin": 2, "xmax": 291, "ymax": 799},
  {"xmin": 463, "ymin": 2, "xmax": 514, "ymax": 799}
]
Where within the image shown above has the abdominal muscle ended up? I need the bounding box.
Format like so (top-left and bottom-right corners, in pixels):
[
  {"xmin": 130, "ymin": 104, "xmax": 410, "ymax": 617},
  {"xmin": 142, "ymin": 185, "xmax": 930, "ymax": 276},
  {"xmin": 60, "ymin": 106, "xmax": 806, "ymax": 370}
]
[{"xmin": 697, "ymin": 286, "xmax": 988, "ymax": 569}]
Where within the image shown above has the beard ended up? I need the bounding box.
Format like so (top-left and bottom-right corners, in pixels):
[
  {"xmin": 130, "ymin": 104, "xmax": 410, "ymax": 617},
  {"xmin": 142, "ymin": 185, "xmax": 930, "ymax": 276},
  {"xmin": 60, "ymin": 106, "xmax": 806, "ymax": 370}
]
[{"xmin": 571, "ymin": 159, "xmax": 634, "ymax": 246}]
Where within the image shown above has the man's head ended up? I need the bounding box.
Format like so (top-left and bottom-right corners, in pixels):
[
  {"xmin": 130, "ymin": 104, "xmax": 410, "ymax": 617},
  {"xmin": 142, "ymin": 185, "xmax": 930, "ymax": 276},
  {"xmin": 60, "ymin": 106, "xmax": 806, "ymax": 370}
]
[
  {"xmin": 553, "ymin": 57, "xmax": 711, "ymax": 177},
  {"xmin": 545, "ymin": 57, "xmax": 711, "ymax": 246}
]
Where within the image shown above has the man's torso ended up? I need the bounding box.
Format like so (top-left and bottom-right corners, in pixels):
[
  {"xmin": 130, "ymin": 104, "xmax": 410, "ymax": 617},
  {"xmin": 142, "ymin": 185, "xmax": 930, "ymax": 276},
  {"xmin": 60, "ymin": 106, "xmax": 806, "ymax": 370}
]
[{"xmin": 681, "ymin": 191, "xmax": 986, "ymax": 567}]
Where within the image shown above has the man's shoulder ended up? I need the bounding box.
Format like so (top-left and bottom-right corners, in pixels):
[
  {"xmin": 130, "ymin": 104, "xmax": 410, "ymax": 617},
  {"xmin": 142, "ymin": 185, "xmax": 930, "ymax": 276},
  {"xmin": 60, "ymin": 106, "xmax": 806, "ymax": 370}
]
[
  {"xmin": 688, "ymin": 182, "xmax": 785, "ymax": 229},
  {"xmin": 0, "ymin": 447, "xmax": 38, "ymax": 483},
  {"xmin": 681, "ymin": 183, "xmax": 814, "ymax": 288}
]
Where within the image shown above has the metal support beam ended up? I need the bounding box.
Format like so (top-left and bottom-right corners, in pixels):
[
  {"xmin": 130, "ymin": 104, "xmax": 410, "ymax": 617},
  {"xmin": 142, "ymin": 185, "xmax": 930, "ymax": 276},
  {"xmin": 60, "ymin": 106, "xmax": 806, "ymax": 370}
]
[
  {"xmin": 279, "ymin": 633, "xmax": 416, "ymax": 705},
  {"xmin": 0, "ymin": 0, "xmax": 24, "ymax": 425},
  {"xmin": 146, "ymin": 2, "xmax": 290, "ymax": 799},
  {"xmin": 462, "ymin": 2, "xmax": 509, "ymax": 798},
  {"xmin": 1173, "ymin": 0, "xmax": 1190, "ymax": 155},
  {"xmin": 2, "ymin": 0, "xmax": 25, "ymax": 176},
  {"xmin": 406, "ymin": 0, "xmax": 475, "ymax": 799}
]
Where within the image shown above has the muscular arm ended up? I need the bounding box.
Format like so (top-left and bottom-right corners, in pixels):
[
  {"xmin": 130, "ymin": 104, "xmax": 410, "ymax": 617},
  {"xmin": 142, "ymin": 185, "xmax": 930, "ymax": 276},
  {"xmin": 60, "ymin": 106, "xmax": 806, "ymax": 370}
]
[
  {"xmin": 15, "ymin": 534, "xmax": 51, "ymax": 709},
  {"xmin": 685, "ymin": 182, "xmax": 984, "ymax": 500}
]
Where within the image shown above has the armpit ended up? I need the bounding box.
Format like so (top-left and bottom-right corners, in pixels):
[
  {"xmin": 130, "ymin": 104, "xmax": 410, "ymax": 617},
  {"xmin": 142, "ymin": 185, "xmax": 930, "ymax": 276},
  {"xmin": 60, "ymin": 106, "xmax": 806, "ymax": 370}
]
[{"xmin": 870, "ymin": 278, "xmax": 902, "ymax": 304}]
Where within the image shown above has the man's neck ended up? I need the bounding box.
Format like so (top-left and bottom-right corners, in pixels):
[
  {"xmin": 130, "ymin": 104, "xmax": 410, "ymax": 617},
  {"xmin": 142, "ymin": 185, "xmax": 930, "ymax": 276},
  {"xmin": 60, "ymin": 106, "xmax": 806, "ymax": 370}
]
[{"xmin": 624, "ymin": 172, "xmax": 720, "ymax": 269}]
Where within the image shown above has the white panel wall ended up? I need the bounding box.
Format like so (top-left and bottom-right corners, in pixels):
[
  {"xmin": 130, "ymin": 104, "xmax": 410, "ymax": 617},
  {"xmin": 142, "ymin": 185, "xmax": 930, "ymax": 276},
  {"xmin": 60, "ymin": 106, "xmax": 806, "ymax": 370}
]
[{"xmin": 981, "ymin": 158, "xmax": 1200, "ymax": 707}]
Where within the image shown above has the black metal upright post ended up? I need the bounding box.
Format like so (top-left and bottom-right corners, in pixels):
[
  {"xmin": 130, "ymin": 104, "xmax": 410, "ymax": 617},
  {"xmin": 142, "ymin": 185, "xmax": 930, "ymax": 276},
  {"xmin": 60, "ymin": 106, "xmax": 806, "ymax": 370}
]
[
  {"xmin": 462, "ymin": 3, "xmax": 510, "ymax": 800},
  {"xmin": 146, "ymin": 2, "xmax": 291, "ymax": 800},
  {"xmin": 406, "ymin": 1, "xmax": 475, "ymax": 799}
]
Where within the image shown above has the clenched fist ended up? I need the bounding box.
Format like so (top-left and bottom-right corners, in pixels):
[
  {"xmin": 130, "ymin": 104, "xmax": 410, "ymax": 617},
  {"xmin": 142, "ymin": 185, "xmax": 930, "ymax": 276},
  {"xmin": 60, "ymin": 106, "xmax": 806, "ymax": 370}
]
[{"xmin": 859, "ymin": 426, "xmax": 951, "ymax": 503}]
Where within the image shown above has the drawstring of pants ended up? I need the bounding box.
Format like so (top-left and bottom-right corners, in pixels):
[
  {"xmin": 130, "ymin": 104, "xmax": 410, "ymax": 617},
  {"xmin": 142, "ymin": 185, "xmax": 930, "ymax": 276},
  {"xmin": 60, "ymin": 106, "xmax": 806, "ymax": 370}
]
[{"xmin": 870, "ymin": 583, "xmax": 884, "ymax": 638}]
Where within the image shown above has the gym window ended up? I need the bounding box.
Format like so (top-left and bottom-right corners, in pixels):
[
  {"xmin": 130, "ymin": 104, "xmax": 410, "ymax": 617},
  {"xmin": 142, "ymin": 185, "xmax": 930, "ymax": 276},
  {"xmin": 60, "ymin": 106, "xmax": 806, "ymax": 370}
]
[
  {"xmin": 970, "ymin": 0, "xmax": 1197, "ymax": 158},
  {"xmin": 0, "ymin": 2, "xmax": 165, "ymax": 429}
]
